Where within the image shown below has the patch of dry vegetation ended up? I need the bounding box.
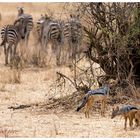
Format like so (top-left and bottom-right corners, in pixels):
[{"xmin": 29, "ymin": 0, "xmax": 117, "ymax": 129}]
[{"xmin": 0, "ymin": 3, "xmax": 140, "ymax": 138}]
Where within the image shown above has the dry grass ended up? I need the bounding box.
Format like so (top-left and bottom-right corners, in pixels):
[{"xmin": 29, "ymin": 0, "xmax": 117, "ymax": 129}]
[
  {"xmin": 0, "ymin": 67, "xmax": 21, "ymax": 84},
  {"xmin": 0, "ymin": 64, "xmax": 140, "ymax": 137},
  {"xmin": 0, "ymin": 3, "xmax": 69, "ymax": 66},
  {"xmin": 0, "ymin": 3, "xmax": 139, "ymax": 138}
]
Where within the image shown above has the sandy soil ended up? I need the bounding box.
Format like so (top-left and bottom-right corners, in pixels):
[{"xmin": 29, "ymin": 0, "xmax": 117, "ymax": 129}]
[
  {"xmin": 0, "ymin": 65, "xmax": 139, "ymax": 138},
  {"xmin": 0, "ymin": 3, "xmax": 139, "ymax": 138}
]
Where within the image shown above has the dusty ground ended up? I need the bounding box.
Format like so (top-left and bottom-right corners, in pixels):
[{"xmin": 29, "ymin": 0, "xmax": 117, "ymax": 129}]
[
  {"xmin": 0, "ymin": 64, "xmax": 140, "ymax": 138},
  {"xmin": 0, "ymin": 3, "xmax": 140, "ymax": 138}
]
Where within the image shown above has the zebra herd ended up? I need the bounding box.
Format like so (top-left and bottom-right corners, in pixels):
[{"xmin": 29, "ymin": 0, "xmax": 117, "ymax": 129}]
[
  {"xmin": 35, "ymin": 12, "xmax": 83, "ymax": 65},
  {"xmin": 0, "ymin": 7, "xmax": 83, "ymax": 66},
  {"xmin": 0, "ymin": 7, "xmax": 33, "ymax": 65}
]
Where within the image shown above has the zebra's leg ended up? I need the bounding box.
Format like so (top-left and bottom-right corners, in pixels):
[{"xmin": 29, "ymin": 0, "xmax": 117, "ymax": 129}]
[
  {"xmin": 9, "ymin": 45, "xmax": 13, "ymax": 63},
  {"xmin": 77, "ymin": 44, "xmax": 81, "ymax": 59},
  {"xmin": 43, "ymin": 36, "xmax": 48, "ymax": 52},
  {"xmin": 68, "ymin": 42, "xmax": 71, "ymax": 60},
  {"xmin": 11, "ymin": 43, "xmax": 18, "ymax": 65},
  {"xmin": 25, "ymin": 33, "xmax": 29, "ymax": 47},
  {"xmin": 70, "ymin": 44, "xmax": 73, "ymax": 60},
  {"xmin": 10, "ymin": 45, "xmax": 15, "ymax": 68},
  {"xmin": 6, "ymin": 45, "xmax": 10, "ymax": 65},
  {"xmin": 51, "ymin": 43, "xmax": 55, "ymax": 54},
  {"xmin": 41, "ymin": 35, "xmax": 45, "ymax": 50},
  {"xmin": 3, "ymin": 44, "xmax": 8, "ymax": 65},
  {"xmin": 61, "ymin": 44, "xmax": 65, "ymax": 64},
  {"xmin": 13, "ymin": 43, "xmax": 17, "ymax": 56},
  {"xmin": 68, "ymin": 42, "xmax": 73, "ymax": 63},
  {"xmin": 56, "ymin": 45, "xmax": 61, "ymax": 66},
  {"xmin": 4, "ymin": 44, "xmax": 7, "ymax": 55},
  {"xmin": 72, "ymin": 44, "xmax": 77, "ymax": 60}
]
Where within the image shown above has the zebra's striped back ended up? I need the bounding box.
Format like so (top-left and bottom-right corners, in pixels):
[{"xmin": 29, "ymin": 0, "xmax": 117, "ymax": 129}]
[
  {"xmin": 17, "ymin": 7, "xmax": 33, "ymax": 33},
  {"xmin": 1, "ymin": 25, "xmax": 19, "ymax": 46},
  {"xmin": 42, "ymin": 19, "xmax": 63, "ymax": 44},
  {"xmin": 63, "ymin": 15, "xmax": 82, "ymax": 44},
  {"xmin": 0, "ymin": 23, "xmax": 25, "ymax": 64},
  {"xmin": 63, "ymin": 22, "xmax": 71, "ymax": 39},
  {"xmin": 14, "ymin": 14, "xmax": 33, "ymax": 46},
  {"xmin": 15, "ymin": 9, "xmax": 33, "ymax": 47},
  {"xmin": 48, "ymin": 21, "xmax": 62, "ymax": 42},
  {"xmin": 17, "ymin": 14, "xmax": 33, "ymax": 33}
]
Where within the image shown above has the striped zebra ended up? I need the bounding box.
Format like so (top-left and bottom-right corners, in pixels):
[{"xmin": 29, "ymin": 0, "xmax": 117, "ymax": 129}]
[
  {"xmin": 0, "ymin": 22, "xmax": 26, "ymax": 65},
  {"xmin": 63, "ymin": 14, "xmax": 83, "ymax": 59},
  {"xmin": 37, "ymin": 15, "xmax": 63, "ymax": 50},
  {"xmin": 34, "ymin": 14, "xmax": 49, "ymax": 46},
  {"xmin": 33, "ymin": 14, "xmax": 64, "ymax": 65},
  {"xmin": 40, "ymin": 16, "xmax": 63, "ymax": 49},
  {"xmin": 14, "ymin": 7, "xmax": 33, "ymax": 47},
  {"xmin": 41, "ymin": 16, "xmax": 63, "ymax": 65},
  {"xmin": 38, "ymin": 15, "xmax": 63, "ymax": 63}
]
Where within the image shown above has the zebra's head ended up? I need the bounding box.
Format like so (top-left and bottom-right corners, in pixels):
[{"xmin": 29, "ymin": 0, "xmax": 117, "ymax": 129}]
[
  {"xmin": 38, "ymin": 14, "xmax": 46, "ymax": 23},
  {"xmin": 37, "ymin": 14, "xmax": 52, "ymax": 25},
  {"xmin": 17, "ymin": 7, "xmax": 24, "ymax": 16}
]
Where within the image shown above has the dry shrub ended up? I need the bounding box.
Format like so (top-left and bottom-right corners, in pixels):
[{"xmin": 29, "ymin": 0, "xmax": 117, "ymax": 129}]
[
  {"xmin": 30, "ymin": 49, "xmax": 48, "ymax": 67},
  {"xmin": 10, "ymin": 54, "xmax": 23, "ymax": 84},
  {"xmin": 15, "ymin": 42, "xmax": 27, "ymax": 68},
  {"xmin": 127, "ymin": 83, "xmax": 140, "ymax": 100},
  {"xmin": 29, "ymin": 41, "xmax": 58, "ymax": 67},
  {"xmin": 42, "ymin": 91, "xmax": 83, "ymax": 111},
  {"xmin": 17, "ymin": 29, "xmax": 48, "ymax": 67}
]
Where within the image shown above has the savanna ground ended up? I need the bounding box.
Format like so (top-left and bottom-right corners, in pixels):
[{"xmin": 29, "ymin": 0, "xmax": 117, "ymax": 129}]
[{"xmin": 0, "ymin": 3, "xmax": 140, "ymax": 138}]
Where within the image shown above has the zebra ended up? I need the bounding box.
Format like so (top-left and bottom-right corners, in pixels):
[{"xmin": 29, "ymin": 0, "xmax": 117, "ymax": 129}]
[
  {"xmin": 42, "ymin": 16, "xmax": 64, "ymax": 65},
  {"xmin": 40, "ymin": 15, "xmax": 63, "ymax": 49},
  {"xmin": 33, "ymin": 14, "xmax": 64, "ymax": 65},
  {"xmin": 35, "ymin": 14, "xmax": 63, "ymax": 46},
  {"xmin": 34, "ymin": 14, "xmax": 50, "ymax": 46},
  {"xmin": 0, "ymin": 20, "xmax": 26, "ymax": 65},
  {"xmin": 63, "ymin": 14, "xmax": 83, "ymax": 60},
  {"xmin": 15, "ymin": 7, "xmax": 33, "ymax": 47}
]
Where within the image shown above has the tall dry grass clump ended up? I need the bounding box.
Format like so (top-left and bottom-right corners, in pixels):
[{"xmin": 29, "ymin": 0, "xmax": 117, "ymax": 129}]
[
  {"xmin": 10, "ymin": 54, "xmax": 23, "ymax": 84},
  {"xmin": 30, "ymin": 47, "xmax": 48, "ymax": 67},
  {"xmin": 0, "ymin": 68, "xmax": 20, "ymax": 92}
]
